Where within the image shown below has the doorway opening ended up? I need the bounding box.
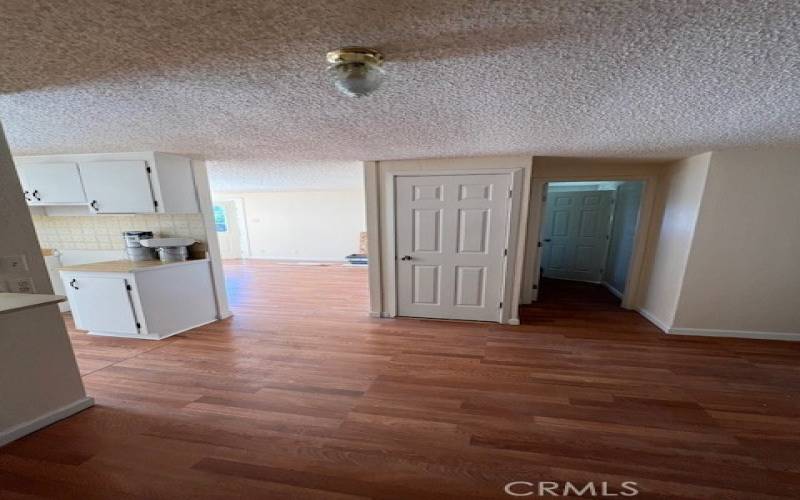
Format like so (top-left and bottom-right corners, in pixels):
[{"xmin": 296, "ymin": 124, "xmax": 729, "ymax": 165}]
[
  {"xmin": 213, "ymin": 198, "xmax": 250, "ymax": 260},
  {"xmin": 531, "ymin": 180, "xmax": 645, "ymax": 308}
]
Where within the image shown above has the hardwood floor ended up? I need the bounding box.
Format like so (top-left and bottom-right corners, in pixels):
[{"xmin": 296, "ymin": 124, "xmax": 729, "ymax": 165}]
[{"xmin": 2, "ymin": 261, "xmax": 800, "ymax": 499}]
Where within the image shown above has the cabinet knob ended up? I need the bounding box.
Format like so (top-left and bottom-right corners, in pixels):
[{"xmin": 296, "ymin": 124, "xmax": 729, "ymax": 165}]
[{"xmin": 400, "ymin": 255, "xmax": 412, "ymax": 261}]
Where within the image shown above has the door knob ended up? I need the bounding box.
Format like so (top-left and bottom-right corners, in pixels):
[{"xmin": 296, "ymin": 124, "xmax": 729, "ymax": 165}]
[{"xmin": 400, "ymin": 255, "xmax": 412, "ymax": 261}]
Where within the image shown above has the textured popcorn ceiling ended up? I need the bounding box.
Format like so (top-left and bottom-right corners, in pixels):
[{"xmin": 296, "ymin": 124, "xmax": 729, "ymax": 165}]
[
  {"xmin": 206, "ymin": 160, "xmax": 362, "ymax": 192},
  {"xmin": 1, "ymin": 0, "xmax": 799, "ymax": 191}
]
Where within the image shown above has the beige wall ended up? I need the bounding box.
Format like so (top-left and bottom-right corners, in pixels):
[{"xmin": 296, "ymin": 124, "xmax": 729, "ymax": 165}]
[
  {"xmin": 0, "ymin": 129, "xmax": 52, "ymax": 295},
  {"xmin": 215, "ymin": 189, "xmax": 366, "ymax": 261},
  {"xmin": 0, "ymin": 122, "xmax": 90, "ymax": 445},
  {"xmin": 639, "ymin": 153, "xmax": 711, "ymax": 329},
  {"xmin": 32, "ymin": 214, "xmax": 206, "ymax": 251},
  {"xmin": 673, "ymin": 148, "xmax": 800, "ymax": 334}
]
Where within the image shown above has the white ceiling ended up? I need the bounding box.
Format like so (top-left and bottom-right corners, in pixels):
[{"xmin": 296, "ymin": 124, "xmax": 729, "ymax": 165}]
[
  {"xmin": 1, "ymin": 0, "xmax": 798, "ymax": 191},
  {"xmin": 207, "ymin": 160, "xmax": 362, "ymax": 192}
]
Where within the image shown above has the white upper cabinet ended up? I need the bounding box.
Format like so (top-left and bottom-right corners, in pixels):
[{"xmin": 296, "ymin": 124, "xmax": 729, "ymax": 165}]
[
  {"xmin": 15, "ymin": 152, "xmax": 199, "ymax": 214},
  {"xmin": 17, "ymin": 162, "xmax": 87, "ymax": 204},
  {"xmin": 80, "ymin": 160, "xmax": 157, "ymax": 213}
]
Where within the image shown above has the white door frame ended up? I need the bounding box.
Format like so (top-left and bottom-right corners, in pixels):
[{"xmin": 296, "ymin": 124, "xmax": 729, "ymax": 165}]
[
  {"xmin": 381, "ymin": 167, "xmax": 528, "ymax": 324},
  {"xmin": 522, "ymin": 175, "xmax": 657, "ymax": 309}
]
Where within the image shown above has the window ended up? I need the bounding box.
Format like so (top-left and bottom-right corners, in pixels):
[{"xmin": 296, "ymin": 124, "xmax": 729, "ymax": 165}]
[{"xmin": 213, "ymin": 205, "xmax": 228, "ymax": 232}]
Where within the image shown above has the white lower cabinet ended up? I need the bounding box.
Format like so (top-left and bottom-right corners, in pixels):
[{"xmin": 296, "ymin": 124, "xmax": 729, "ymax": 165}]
[
  {"xmin": 62, "ymin": 275, "xmax": 141, "ymax": 335},
  {"xmin": 60, "ymin": 260, "xmax": 217, "ymax": 340}
]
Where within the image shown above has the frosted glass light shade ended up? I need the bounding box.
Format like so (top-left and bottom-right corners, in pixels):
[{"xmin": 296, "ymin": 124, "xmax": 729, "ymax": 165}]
[{"xmin": 328, "ymin": 61, "xmax": 385, "ymax": 97}]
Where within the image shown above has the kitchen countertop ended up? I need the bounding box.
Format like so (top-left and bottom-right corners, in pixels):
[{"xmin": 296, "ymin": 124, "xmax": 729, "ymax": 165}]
[
  {"xmin": 59, "ymin": 258, "xmax": 209, "ymax": 273},
  {"xmin": 0, "ymin": 293, "xmax": 66, "ymax": 315}
]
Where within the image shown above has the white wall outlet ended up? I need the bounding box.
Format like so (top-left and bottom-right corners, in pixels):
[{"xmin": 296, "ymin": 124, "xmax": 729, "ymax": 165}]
[
  {"xmin": 1, "ymin": 254, "xmax": 29, "ymax": 272},
  {"xmin": 9, "ymin": 277, "xmax": 35, "ymax": 294}
]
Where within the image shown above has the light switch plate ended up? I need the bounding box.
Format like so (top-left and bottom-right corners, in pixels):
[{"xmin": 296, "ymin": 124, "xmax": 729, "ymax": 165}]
[
  {"xmin": 9, "ymin": 277, "xmax": 35, "ymax": 294},
  {"xmin": 1, "ymin": 254, "xmax": 28, "ymax": 273}
]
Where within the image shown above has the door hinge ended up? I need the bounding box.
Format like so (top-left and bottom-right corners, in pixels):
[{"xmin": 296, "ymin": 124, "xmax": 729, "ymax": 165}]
[
  {"xmin": 146, "ymin": 166, "xmax": 151, "ymax": 173},
  {"xmin": 537, "ymin": 241, "xmax": 542, "ymax": 248},
  {"xmin": 153, "ymin": 199, "xmax": 159, "ymax": 208},
  {"xmin": 135, "ymin": 322, "xmax": 141, "ymax": 329},
  {"xmin": 503, "ymin": 248, "xmax": 508, "ymax": 256},
  {"xmin": 126, "ymin": 284, "xmax": 132, "ymax": 291},
  {"xmin": 508, "ymin": 189, "xmax": 513, "ymax": 198},
  {"xmin": 532, "ymin": 284, "xmax": 538, "ymax": 290},
  {"xmin": 498, "ymin": 301, "xmax": 503, "ymax": 309}
]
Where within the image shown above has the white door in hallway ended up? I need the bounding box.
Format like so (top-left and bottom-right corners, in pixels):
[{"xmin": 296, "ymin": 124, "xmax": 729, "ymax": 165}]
[
  {"xmin": 395, "ymin": 174, "xmax": 511, "ymax": 322},
  {"xmin": 541, "ymin": 190, "xmax": 613, "ymax": 283},
  {"xmin": 215, "ymin": 201, "xmax": 243, "ymax": 259}
]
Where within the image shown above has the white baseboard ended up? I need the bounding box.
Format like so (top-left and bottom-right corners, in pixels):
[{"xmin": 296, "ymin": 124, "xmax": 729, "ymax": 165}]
[
  {"xmin": 87, "ymin": 317, "xmax": 219, "ymax": 341},
  {"xmin": 636, "ymin": 308, "xmax": 800, "ymax": 341},
  {"xmin": 507, "ymin": 318, "xmax": 520, "ymax": 326},
  {"xmin": 668, "ymin": 327, "xmax": 800, "ymax": 342},
  {"xmin": 0, "ymin": 397, "xmax": 94, "ymax": 448},
  {"xmin": 601, "ymin": 281, "xmax": 624, "ymax": 299},
  {"xmin": 637, "ymin": 308, "xmax": 670, "ymax": 333}
]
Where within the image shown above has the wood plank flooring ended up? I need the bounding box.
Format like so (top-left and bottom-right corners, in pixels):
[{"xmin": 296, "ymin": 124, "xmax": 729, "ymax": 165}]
[{"xmin": 1, "ymin": 261, "xmax": 799, "ymax": 499}]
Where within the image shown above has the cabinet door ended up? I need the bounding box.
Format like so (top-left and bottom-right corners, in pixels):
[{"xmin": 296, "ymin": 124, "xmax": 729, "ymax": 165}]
[
  {"xmin": 61, "ymin": 274, "xmax": 141, "ymax": 335},
  {"xmin": 18, "ymin": 162, "xmax": 87, "ymax": 203},
  {"xmin": 79, "ymin": 160, "xmax": 156, "ymax": 213}
]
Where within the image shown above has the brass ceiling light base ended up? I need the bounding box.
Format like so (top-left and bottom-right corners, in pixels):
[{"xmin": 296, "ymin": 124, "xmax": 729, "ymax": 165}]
[{"xmin": 326, "ymin": 47, "xmax": 384, "ymax": 67}]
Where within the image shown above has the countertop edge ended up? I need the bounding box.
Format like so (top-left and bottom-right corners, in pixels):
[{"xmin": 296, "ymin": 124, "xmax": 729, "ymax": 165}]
[
  {"xmin": 57, "ymin": 258, "xmax": 210, "ymax": 274},
  {"xmin": 0, "ymin": 293, "xmax": 66, "ymax": 315}
]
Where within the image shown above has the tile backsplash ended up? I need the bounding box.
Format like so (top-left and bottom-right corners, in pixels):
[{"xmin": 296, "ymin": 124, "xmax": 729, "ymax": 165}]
[{"xmin": 32, "ymin": 214, "xmax": 206, "ymax": 250}]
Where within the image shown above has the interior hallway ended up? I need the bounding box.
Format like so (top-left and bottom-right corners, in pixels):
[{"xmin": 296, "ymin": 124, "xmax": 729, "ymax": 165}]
[{"xmin": 1, "ymin": 261, "xmax": 799, "ymax": 498}]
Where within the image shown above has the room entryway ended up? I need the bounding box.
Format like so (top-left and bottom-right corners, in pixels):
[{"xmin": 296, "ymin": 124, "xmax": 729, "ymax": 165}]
[
  {"xmin": 531, "ymin": 180, "xmax": 645, "ymax": 307},
  {"xmin": 214, "ymin": 200, "xmax": 247, "ymax": 259}
]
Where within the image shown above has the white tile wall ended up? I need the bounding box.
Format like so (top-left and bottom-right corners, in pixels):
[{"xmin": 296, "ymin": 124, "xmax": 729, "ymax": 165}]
[{"xmin": 32, "ymin": 214, "xmax": 206, "ymax": 250}]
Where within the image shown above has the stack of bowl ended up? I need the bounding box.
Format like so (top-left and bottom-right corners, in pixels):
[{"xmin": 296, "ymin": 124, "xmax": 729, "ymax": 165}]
[{"xmin": 123, "ymin": 231, "xmax": 156, "ymax": 261}]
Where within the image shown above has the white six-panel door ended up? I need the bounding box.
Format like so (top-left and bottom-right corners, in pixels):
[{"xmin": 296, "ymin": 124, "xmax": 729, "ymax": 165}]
[
  {"xmin": 541, "ymin": 190, "xmax": 613, "ymax": 283},
  {"xmin": 395, "ymin": 174, "xmax": 511, "ymax": 322}
]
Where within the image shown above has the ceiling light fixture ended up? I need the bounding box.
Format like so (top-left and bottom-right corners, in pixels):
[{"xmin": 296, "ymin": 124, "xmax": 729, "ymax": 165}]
[{"xmin": 326, "ymin": 47, "xmax": 385, "ymax": 97}]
